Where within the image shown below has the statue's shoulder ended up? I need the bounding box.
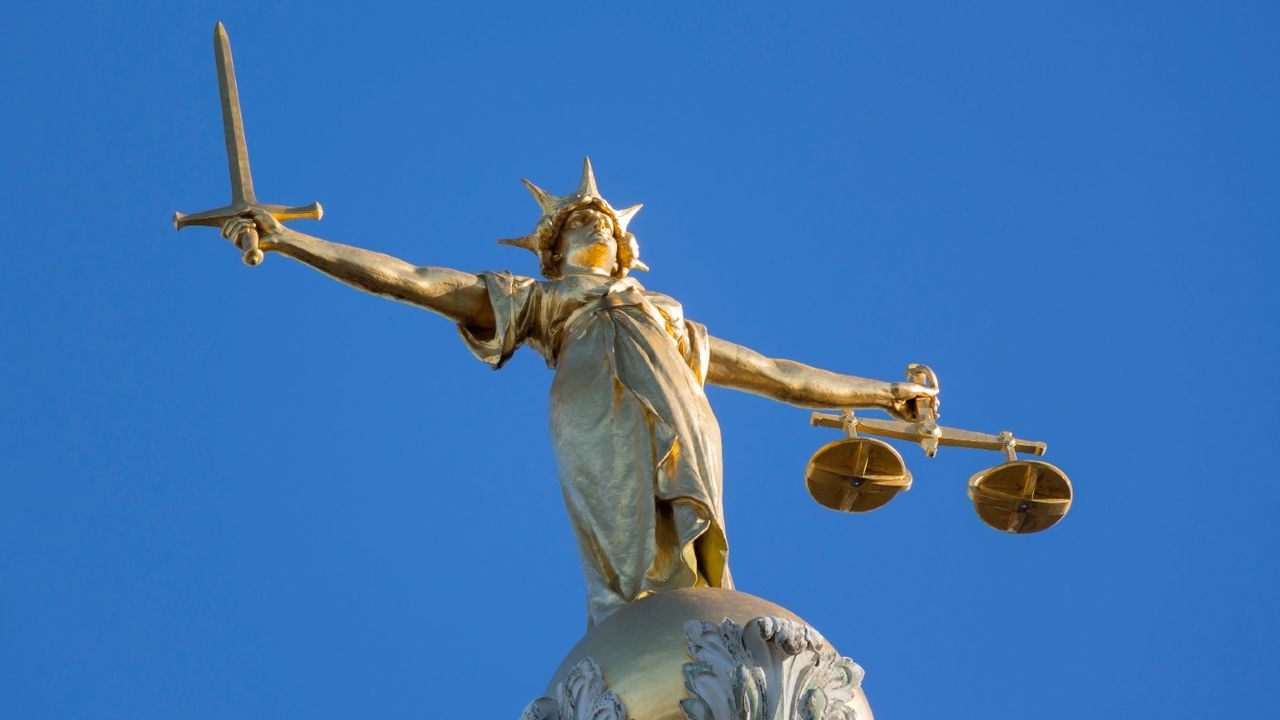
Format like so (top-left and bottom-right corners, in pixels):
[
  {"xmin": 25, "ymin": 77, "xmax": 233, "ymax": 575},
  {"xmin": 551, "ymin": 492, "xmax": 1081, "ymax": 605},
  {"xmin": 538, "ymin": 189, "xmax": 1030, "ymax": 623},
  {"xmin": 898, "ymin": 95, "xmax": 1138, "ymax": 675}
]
[
  {"xmin": 476, "ymin": 269, "xmax": 545, "ymax": 296},
  {"xmin": 638, "ymin": 285, "xmax": 684, "ymax": 319}
]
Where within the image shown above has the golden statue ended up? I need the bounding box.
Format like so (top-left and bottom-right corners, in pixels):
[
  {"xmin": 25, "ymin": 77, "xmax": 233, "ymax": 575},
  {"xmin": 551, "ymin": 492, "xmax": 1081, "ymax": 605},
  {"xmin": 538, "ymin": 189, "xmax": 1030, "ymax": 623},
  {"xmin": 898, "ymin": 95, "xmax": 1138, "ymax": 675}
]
[
  {"xmin": 214, "ymin": 158, "xmax": 937, "ymax": 625},
  {"xmin": 178, "ymin": 25, "xmax": 1072, "ymax": 718}
]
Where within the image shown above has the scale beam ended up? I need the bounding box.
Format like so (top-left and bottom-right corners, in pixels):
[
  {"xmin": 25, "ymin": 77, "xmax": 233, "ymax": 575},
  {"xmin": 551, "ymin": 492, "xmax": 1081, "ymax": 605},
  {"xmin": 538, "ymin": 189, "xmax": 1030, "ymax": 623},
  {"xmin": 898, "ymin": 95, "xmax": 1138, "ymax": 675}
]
[
  {"xmin": 810, "ymin": 413, "xmax": 1048, "ymax": 457},
  {"xmin": 808, "ymin": 364, "xmax": 1070, "ymax": 535}
]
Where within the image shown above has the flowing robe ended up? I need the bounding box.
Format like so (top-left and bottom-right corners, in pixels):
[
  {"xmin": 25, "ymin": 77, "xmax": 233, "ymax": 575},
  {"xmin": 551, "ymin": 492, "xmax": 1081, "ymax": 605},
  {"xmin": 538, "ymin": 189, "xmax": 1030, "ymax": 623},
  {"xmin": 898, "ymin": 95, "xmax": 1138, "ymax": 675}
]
[{"xmin": 459, "ymin": 272, "xmax": 733, "ymax": 625}]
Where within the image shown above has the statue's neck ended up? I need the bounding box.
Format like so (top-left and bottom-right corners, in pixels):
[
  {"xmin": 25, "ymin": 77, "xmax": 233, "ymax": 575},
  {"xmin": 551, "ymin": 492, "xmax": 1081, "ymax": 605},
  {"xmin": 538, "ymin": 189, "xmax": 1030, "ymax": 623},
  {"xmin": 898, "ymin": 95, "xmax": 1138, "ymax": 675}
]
[{"xmin": 559, "ymin": 264, "xmax": 613, "ymax": 279}]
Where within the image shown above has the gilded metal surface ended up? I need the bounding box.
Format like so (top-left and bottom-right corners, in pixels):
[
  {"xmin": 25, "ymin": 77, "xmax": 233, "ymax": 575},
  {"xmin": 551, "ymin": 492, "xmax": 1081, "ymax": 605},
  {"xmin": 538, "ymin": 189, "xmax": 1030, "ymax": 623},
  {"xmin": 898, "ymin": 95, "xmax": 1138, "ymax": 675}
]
[
  {"xmin": 171, "ymin": 27, "xmax": 1079, "ymax": 718},
  {"xmin": 174, "ymin": 25, "xmax": 1079, "ymax": 633},
  {"xmin": 809, "ymin": 365, "xmax": 1071, "ymax": 530},
  {"xmin": 805, "ymin": 438, "xmax": 912, "ymax": 513},
  {"xmin": 810, "ymin": 413, "xmax": 1048, "ymax": 456},
  {"xmin": 968, "ymin": 460, "xmax": 1072, "ymax": 534},
  {"xmin": 173, "ymin": 23, "xmax": 322, "ymax": 266},
  {"xmin": 498, "ymin": 158, "xmax": 647, "ymax": 278},
  {"xmin": 905, "ymin": 363, "xmax": 941, "ymax": 456},
  {"xmin": 546, "ymin": 588, "xmax": 873, "ymax": 720},
  {"xmin": 201, "ymin": 153, "xmax": 937, "ymax": 625}
]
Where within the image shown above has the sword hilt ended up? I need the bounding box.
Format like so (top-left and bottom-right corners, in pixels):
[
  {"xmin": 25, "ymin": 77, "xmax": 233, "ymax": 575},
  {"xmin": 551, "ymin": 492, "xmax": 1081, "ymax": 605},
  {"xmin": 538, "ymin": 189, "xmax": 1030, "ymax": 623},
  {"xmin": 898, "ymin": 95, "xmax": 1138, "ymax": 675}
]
[
  {"xmin": 172, "ymin": 201, "xmax": 323, "ymax": 267},
  {"xmin": 234, "ymin": 225, "xmax": 264, "ymax": 266}
]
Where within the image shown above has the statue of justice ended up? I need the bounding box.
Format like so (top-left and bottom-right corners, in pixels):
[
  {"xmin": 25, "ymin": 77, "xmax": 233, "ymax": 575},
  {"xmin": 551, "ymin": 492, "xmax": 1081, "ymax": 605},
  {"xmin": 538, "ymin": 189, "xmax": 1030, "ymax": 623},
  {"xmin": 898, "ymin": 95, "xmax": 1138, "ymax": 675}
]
[{"xmin": 176, "ymin": 24, "xmax": 1071, "ymax": 632}]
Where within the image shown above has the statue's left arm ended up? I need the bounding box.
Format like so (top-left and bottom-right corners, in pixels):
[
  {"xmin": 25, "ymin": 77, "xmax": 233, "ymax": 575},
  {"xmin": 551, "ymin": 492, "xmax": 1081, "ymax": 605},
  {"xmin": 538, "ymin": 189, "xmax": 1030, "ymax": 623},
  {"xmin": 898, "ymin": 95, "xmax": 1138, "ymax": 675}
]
[{"xmin": 705, "ymin": 335, "xmax": 935, "ymax": 419}]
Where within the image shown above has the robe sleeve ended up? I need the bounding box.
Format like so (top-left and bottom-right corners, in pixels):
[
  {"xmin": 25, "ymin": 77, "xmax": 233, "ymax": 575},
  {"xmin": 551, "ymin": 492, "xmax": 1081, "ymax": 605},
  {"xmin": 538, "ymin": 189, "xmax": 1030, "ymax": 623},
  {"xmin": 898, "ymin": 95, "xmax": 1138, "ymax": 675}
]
[
  {"xmin": 646, "ymin": 289, "xmax": 711, "ymax": 388},
  {"xmin": 456, "ymin": 271, "xmax": 541, "ymax": 369},
  {"xmin": 683, "ymin": 319, "xmax": 712, "ymax": 387}
]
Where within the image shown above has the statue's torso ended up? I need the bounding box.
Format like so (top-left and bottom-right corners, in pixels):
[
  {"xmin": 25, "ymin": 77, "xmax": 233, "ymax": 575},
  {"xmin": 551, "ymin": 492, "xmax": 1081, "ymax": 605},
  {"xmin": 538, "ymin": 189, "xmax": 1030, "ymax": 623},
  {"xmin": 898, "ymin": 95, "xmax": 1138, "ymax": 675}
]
[{"xmin": 457, "ymin": 271, "xmax": 730, "ymax": 624}]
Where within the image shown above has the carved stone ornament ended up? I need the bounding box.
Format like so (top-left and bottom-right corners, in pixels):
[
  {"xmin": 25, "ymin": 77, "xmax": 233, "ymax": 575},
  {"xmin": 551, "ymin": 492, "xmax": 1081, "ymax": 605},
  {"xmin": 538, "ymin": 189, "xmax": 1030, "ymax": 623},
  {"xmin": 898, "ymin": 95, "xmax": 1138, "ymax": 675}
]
[
  {"xmin": 521, "ymin": 657, "xmax": 629, "ymax": 720},
  {"xmin": 680, "ymin": 616, "xmax": 865, "ymax": 720}
]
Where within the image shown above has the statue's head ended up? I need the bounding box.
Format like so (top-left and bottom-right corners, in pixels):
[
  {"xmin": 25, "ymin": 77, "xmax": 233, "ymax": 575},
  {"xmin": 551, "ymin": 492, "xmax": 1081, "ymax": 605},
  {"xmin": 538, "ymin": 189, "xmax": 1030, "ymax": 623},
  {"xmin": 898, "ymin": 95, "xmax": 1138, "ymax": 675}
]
[{"xmin": 499, "ymin": 158, "xmax": 647, "ymax": 279}]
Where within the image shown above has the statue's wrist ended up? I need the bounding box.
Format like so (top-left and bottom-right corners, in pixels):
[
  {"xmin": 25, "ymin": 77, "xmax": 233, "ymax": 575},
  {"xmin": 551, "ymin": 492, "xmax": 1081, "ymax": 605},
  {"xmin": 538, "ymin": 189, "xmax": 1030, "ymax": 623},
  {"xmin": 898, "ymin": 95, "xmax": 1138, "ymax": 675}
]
[
  {"xmin": 878, "ymin": 382, "xmax": 900, "ymax": 408},
  {"xmin": 259, "ymin": 229, "xmax": 295, "ymax": 252}
]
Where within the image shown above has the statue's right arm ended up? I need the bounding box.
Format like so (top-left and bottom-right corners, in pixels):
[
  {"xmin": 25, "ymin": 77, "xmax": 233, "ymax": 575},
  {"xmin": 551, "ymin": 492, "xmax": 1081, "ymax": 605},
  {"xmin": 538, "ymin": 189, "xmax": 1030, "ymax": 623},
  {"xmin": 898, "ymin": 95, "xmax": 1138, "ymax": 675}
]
[{"xmin": 224, "ymin": 211, "xmax": 495, "ymax": 332}]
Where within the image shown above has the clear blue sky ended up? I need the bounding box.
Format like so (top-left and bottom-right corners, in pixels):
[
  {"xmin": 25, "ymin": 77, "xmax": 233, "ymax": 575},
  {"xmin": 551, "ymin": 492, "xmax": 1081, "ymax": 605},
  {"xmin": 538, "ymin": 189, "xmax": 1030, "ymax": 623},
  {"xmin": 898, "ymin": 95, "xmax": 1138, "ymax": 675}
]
[{"xmin": 2, "ymin": 2, "xmax": 1277, "ymax": 717}]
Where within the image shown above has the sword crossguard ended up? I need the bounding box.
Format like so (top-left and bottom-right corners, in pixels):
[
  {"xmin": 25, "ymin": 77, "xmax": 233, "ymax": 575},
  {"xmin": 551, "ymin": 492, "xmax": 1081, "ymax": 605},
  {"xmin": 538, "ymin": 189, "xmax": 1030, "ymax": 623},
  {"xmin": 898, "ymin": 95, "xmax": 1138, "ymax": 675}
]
[{"xmin": 173, "ymin": 201, "xmax": 324, "ymax": 266}]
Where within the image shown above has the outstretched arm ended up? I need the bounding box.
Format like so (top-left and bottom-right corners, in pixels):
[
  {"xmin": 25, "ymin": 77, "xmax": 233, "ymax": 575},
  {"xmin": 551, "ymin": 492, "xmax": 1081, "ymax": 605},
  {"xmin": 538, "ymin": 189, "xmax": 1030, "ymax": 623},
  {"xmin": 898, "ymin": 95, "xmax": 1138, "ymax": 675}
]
[
  {"xmin": 706, "ymin": 335, "xmax": 935, "ymax": 418},
  {"xmin": 222, "ymin": 209, "xmax": 494, "ymax": 331}
]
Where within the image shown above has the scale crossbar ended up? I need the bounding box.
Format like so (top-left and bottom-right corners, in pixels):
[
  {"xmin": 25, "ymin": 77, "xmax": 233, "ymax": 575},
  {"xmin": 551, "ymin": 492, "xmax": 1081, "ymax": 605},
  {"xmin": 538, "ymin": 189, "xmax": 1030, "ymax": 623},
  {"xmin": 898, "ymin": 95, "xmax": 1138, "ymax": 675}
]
[{"xmin": 811, "ymin": 412, "xmax": 1047, "ymax": 457}]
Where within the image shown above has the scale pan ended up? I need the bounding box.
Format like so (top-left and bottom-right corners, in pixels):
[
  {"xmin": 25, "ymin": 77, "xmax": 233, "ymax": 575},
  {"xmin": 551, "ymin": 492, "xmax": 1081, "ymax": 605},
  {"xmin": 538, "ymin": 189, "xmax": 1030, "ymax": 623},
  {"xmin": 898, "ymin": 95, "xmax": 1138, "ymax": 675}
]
[
  {"xmin": 805, "ymin": 437, "xmax": 912, "ymax": 514},
  {"xmin": 968, "ymin": 460, "xmax": 1072, "ymax": 534}
]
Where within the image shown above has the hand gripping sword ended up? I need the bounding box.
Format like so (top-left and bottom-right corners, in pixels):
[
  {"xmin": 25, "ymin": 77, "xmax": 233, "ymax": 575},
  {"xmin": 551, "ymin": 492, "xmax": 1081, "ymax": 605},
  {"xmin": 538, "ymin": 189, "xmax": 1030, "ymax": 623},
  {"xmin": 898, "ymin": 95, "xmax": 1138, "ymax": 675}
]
[{"xmin": 173, "ymin": 22, "xmax": 322, "ymax": 266}]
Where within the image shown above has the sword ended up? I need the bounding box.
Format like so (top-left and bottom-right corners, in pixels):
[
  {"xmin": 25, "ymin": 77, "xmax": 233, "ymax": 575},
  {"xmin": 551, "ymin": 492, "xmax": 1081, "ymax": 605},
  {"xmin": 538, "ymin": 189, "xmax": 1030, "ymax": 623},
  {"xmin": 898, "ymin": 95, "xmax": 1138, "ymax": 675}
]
[{"xmin": 173, "ymin": 22, "xmax": 322, "ymax": 266}]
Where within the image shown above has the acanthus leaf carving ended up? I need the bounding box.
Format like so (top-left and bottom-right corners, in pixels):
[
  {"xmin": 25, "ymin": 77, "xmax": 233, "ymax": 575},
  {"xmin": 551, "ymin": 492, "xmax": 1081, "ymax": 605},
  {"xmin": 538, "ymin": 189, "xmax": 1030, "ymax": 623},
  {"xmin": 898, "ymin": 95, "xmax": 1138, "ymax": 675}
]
[
  {"xmin": 520, "ymin": 656, "xmax": 628, "ymax": 720},
  {"xmin": 681, "ymin": 616, "xmax": 864, "ymax": 720}
]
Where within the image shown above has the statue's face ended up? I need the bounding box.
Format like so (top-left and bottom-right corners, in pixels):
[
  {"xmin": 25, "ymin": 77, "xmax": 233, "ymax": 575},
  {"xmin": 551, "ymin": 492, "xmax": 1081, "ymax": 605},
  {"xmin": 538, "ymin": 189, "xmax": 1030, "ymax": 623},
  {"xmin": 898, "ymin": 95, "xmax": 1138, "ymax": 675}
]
[{"xmin": 558, "ymin": 208, "xmax": 618, "ymax": 276}]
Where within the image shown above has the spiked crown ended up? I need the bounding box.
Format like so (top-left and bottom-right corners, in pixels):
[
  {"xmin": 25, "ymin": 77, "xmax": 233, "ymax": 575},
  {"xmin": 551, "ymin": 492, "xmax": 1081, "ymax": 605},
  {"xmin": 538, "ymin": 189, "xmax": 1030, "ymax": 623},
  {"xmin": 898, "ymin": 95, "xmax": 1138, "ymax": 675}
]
[{"xmin": 499, "ymin": 158, "xmax": 647, "ymax": 279}]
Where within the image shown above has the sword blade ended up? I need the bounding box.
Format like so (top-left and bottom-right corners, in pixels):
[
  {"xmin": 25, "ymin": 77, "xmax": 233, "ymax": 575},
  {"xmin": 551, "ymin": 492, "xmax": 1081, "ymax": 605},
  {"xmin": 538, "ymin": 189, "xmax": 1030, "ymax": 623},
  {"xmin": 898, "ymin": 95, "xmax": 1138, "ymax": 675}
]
[{"xmin": 214, "ymin": 22, "xmax": 255, "ymax": 204}]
